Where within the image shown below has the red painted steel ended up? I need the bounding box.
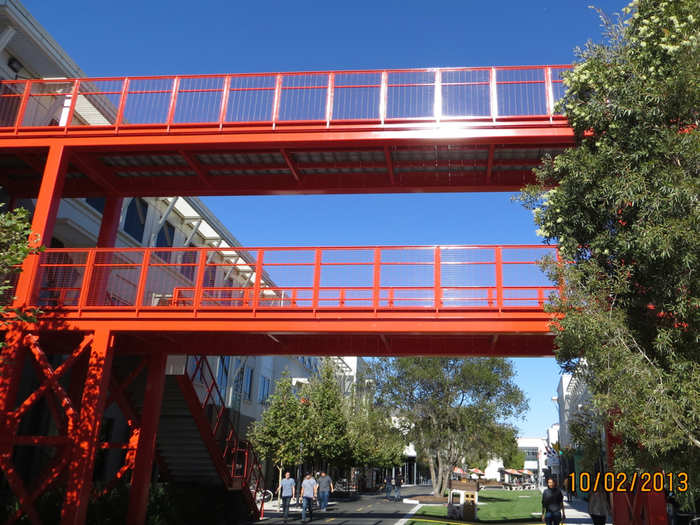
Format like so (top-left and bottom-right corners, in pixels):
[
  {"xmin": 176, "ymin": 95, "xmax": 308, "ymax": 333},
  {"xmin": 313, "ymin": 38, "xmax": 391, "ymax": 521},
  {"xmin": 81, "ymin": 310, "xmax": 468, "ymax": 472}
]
[
  {"xmin": 0, "ymin": 66, "xmax": 570, "ymax": 136},
  {"xmin": 24, "ymin": 245, "xmax": 558, "ymax": 320}
]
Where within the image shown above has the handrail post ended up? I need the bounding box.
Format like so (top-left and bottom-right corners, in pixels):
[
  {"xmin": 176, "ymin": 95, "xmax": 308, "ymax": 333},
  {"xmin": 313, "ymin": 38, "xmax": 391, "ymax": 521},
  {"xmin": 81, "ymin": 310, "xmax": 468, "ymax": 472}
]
[
  {"xmin": 545, "ymin": 66, "xmax": 554, "ymax": 121},
  {"xmin": 271, "ymin": 74, "xmax": 282, "ymax": 129},
  {"xmin": 62, "ymin": 79, "xmax": 80, "ymax": 129},
  {"xmin": 312, "ymin": 248, "xmax": 322, "ymax": 311},
  {"xmin": 134, "ymin": 250, "xmax": 151, "ymax": 309},
  {"xmin": 193, "ymin": 247, "xmax": 208, "ymax": 309},
  {"xmin": 115, "ymin": 78, "xmax": 130, "ymax": 129},
  {"xmin": 433, "ymin": 69, "xmax": 442, "ymax": 123},
  {"xmin": 252, "ymin": 250, "xmax": 264, "ymax": 311},
  {"xmin": 434, "ymin": 246, "xmax": 441, "ymax": 310},
  {"xmin": 218, "ymin": 75, "xmax": 231, "ymax": 130},
  {"xmin": 379, "ymin": 71, "xmax": 388, "ymax": 125},
  {"xmin": 14, "ymin": 79, "xmax": 32, "ymax": 132},
  {"xmin": 373, "ymin": 248, "xmax": 381, "ymax": 312},
  {"xmin": 495, "ymin": 246, "xmax": 504, "ymax": 311},
  {"xmin": 489, "ymin": 67, "xmax": 498, "ymax": 123},
  {"xmin": 165, "ymin": 76, "xmax": 180, "ymax": 131},
  {"xmin": 77, "ymin": 249, "xmax": 97, "ymax": 309},
  {"xmin": 325, "ymin": 72, "xmax": 334, "ymax": 128}
]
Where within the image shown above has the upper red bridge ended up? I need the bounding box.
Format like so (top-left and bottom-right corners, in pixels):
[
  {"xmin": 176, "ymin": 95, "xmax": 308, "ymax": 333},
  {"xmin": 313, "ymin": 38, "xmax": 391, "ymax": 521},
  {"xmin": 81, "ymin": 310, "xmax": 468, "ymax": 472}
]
[{"xmin": 0, "ymin": 65, "xmax": 573, "ymax": 197}]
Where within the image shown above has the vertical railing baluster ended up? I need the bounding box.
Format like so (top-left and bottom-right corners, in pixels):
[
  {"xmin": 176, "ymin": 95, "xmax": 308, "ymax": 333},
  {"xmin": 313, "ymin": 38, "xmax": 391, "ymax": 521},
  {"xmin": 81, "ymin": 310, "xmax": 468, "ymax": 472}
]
[
  {"xmin": 193, "ymin": 247, "xmax": 208, "ymax": 310},
  {"xmin": 134, "ymin": 249, "xmax": 150, "ymax": 309},
  {"xmin": 379, "ymin": 71, "xmax": 388, "ymax": 125},
  {"xmin": 433, "ymin": 69, "xmax": 442, "ymax": 124},
  {"xmin": 166, "ymin": 76, "xmax": 180, "ymax": 131},
  {"xmin": 495, "ymin": 246, "xmax": 504, "ymax": 311},
  {"xmin": 252, "ymin": 249, "xmax": 263, "ymax": 311},
  {"xmin": 77, "ymin": 249, "xmax": 96, "ymax": 310},
  {"xmin": 271, "ymin": 74, "xmax": 282, "ymax": 129},
  {"xmin": 434, "ymin": 246, "xmax": 441, "ymax": 310},
  {"xmin": 325, "ymin": 72, "xmax": 335, "ymax": 128},
  {"xmin": 115, "ymin": 78, "xmax": 130, "ymax": 130},
  {"xmin": 545, "ymin": 67, "xmax": 554, "ymax": 121},
  {"xmin": 62, "ymin": 79, "xmax": 80, "ymax": 129},
  {"xmin": 490, "ymin": 67, "xmax": 498, "ymax": 123},
  {"xmin": 373, "ymin": 248, "xmax": 381, "ymax": 312},
  {"xmin": 312, "ymin": 248, "xmax": 322, "ymax": 311},
  {"xmin": 14, "ymin": 79, "xmax": 32, "ymax": 132},
  {"xmin": 218, "ymin": 75, "xmax": 231, "ymax": 130}
]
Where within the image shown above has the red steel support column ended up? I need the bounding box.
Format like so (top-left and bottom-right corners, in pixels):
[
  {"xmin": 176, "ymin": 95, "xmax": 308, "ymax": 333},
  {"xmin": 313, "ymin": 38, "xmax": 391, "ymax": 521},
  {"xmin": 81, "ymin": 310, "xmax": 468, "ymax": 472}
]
[
  {"xmin": 127, "ymin": 351, "xmax": 167, "ymax": 525},
  {"xmin": 13, "ymin": 143, "xmax": 68, "ymax": 306},
  {"xmin": 61, "ymin": 328, "xmax": 115, "ymax": 525},
  {"xmin": 96, "ymin": 197, "xmax": 124, "ymax": 248},
  {"xmin": 0, "ymin": 329, "xmax": 25, "ymax": 428}
]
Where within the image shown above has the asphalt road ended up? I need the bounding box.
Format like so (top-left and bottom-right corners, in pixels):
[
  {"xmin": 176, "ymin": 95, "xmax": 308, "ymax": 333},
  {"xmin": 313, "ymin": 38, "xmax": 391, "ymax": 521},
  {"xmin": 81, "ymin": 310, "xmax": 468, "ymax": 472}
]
[{"xmin": 262, "ymin": 487, "xmax": 425, "ymax": 525}]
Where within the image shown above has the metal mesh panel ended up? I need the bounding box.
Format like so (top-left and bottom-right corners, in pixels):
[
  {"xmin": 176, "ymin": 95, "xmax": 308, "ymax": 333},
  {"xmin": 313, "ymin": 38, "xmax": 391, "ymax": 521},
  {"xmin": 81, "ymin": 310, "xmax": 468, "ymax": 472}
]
[
  {"xmin": 278, "ymin": 74, "xmax": 328, "ymax": 121},
  {"xmin": 173, "ymin": 77, "xmax": 225, "ymax": 124},
  {"xmin": 387, "ymin": 72, "xmax": 435, "ymax": 119},
  {"xmin": 88, "ymin": 251, "xmax": 142, "ymax": 306},
  {"xmin": 71, "ymin": 79, "xmax": 122, "ymax": 126},
  {"xmin": 35, "ymin": 251, "xmax": 87, "ymax": 306},
  {"xmin": 442, "ymin": 69, "xmax": 490, "ymax": 117},
  {"xmin": 496, "ymin": 69, "xmax": 547, "ymax": 117},
  {"xmin": 22, "ymin": 81, "xmax": 75, "ymax": 127},
  {"xmin": 142, "ymin": 250, "xmax": 199, "ymax": 307},
  {"xmin": 332, "ymin": 73, "xmax": 381, "ymax": 120},
  {"xmin": 123, "ymin": 78, "xmax": 174, "ymax": 124},
  {"xmin": 225, "ymin": 75, "xmax": 275, "ymax": 122},
  {"xmin": 0, "ymin": 82, "xmax": 25, "ymax": 127}
]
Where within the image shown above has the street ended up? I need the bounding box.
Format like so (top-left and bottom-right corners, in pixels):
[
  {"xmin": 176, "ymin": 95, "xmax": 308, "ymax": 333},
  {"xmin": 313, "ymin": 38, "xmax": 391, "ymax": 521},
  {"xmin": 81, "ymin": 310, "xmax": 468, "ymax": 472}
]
[{"xmin": 262, "ymin": 486, "xmax": 423, "ymax": 525}]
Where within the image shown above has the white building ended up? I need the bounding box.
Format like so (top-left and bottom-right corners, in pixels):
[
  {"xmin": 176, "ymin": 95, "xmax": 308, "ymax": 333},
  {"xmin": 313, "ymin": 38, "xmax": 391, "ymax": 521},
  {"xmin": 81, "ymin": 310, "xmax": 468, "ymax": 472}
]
[
  {"xmin": 516, "ymin": 437, "xmax": 546, "ymax": 482},
  {"xmin": 555, "ymin": 373, "xmax": 591, "ymax": 449}
]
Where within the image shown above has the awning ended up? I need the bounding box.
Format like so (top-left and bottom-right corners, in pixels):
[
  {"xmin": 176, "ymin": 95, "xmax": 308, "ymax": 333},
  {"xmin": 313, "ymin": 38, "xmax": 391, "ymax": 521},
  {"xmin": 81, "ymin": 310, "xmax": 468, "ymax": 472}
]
[
  {"xmin": 453, "ymin": 467, "xmax": 466, "ymax": 474},
  {"xmin": 469, "ymin": 468, "xmax": 485, "ymax": 475}
]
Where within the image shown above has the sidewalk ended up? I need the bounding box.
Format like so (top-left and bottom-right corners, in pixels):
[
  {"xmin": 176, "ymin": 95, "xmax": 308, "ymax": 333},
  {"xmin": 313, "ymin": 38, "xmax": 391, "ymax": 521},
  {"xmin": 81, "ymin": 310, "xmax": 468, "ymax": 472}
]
[{"xmin": 562, "ymin": 497, "xmax": 612, "ymax": 524}]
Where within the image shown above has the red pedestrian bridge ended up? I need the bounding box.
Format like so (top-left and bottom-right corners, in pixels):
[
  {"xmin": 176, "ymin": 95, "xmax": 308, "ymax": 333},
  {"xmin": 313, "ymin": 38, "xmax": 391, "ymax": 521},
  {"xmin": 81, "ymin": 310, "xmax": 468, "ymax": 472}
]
[{"xmin": 6, "ymin": 64, "xmax": 670, "ymax": 525}]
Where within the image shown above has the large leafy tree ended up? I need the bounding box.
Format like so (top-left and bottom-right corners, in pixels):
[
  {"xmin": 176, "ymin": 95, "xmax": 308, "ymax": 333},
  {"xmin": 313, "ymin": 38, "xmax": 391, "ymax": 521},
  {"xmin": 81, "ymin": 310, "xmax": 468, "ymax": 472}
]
[
  {"xmin": 370, "ymin": 357, "xmax": 527, "ymax": 496},
  {"xmin": 520, "ymin": 0, "xmax": 699, "ymax": 505}
]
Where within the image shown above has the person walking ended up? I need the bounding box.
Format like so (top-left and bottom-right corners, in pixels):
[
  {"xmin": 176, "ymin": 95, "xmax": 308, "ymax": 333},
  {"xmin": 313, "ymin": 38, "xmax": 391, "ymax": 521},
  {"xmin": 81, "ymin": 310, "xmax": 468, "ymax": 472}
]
[
  {"xmin": 317, "ymin": 471, "xmax": 334, "ymax": 511},
  {"xmin": 277, "ymin": 471, "xmax": 296, "ymax": 524},
  {"xmin": 541, "ymin": 477, "xmax": 565, "ymax": 525},
  {"xmin": 393, "ymin": 475, "xmax": 402, "ymax": 502},
  {"xmin": 588, "ymin": 485, "xmax": 611, "ymax": 525},
  {"xmin": 300, "ymin": 472, "xmax": 318, "ymax": 523},
  {"xmin": 385, "ymin": 474, "xmax": 392, "ymax": 500}
]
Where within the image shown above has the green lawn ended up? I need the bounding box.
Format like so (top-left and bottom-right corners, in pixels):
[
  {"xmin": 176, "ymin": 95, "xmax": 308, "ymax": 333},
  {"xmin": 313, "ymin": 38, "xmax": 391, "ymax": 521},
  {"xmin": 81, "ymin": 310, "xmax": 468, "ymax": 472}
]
[{"xmin": 405, "ymin": 489, "xmax": 542, "ymax": 525}]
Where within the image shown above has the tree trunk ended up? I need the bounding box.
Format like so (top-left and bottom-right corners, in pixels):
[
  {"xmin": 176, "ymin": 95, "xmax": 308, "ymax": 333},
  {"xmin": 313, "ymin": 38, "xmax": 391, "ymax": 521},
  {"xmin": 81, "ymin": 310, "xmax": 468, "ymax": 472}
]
[
  {"xmin": 429, "ymin": 455, "xmax": 439, "ymax": 495},
  {"xmin": 277, "ymin": 464, "xmax": 283, "ymax": 508}
]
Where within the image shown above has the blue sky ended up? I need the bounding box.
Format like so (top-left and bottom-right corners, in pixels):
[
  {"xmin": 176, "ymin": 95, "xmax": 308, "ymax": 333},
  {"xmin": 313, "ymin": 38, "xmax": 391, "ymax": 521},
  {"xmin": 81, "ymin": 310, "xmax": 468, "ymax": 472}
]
[{"xmin": 23, "ymin": 0, "xmax": 626, "ymax": 437}]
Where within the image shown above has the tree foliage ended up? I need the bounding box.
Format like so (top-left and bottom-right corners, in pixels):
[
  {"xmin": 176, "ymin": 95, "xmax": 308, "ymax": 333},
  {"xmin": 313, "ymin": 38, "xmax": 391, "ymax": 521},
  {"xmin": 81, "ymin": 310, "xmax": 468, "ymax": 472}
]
[
  {"xmin": 519, "ymin": 0, "xmax": 699, "ymax": 505},
  {"xmin": 0, "ymin": 205, "xmax": 40, "ymax": 341},
  {"xmin": 370, "ymin": 357, "xmax": 527, "ymax": 496}
]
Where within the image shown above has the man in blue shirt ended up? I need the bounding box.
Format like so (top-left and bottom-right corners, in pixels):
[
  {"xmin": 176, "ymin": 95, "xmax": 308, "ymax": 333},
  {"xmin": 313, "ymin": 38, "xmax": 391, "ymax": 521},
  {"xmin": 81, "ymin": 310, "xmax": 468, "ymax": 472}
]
[
  {"xmin": 300, "ymin": 473, "xmax": 318, "ymax": 522},
  {"xmin": 277, "ymin": 471, "xmax": 296, "ymax": 523}
]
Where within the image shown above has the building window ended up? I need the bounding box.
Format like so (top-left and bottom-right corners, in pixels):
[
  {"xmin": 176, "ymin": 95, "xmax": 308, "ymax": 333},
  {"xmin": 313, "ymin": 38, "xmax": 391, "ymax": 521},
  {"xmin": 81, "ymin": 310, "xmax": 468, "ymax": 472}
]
[
  {"xmin": 258, "ymin": 376, "xmax": 271, "ymax": 403},
  {"xmin": 85, "ymin": 197, "xmax": 105, "ymax": 213},
  {"xmin": 216, "ymin": 356, "xmax": 230, "ymax": 392},
  {"xmin": 243, "ymin": 367, "xmax": 254, "ymax": 400},
  {"xmin": 123, "ymin": 198, "xmax": 147, "ymax": 242}
]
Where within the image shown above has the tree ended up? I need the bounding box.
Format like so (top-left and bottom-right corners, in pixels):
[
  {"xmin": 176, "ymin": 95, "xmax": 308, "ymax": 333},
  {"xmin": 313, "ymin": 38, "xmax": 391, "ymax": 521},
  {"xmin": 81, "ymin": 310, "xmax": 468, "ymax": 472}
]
[
  {"xmin": 503, "ymin": 448, "xmax": 526, "ymax": 471},
  {"xmin": 0, "ymin": 205, "xmax": 40, "ymax": 345},
  {"xmin": 301, "ymin": 360, "xmax": 352, "ymax": 470},
  {"xmin": 346, "ymin": 387, "xmax": 405, "ymax": 470},
  {"xmin": 519, "ymin": 0, "xmax": 699, "ymax": 506},
  {"xmin": 248, "ymin": 374, "xmax": 306, "ymax": 503},
  {"xmin": 370, "ymin": 357, "xmax": 527, "ymax": 496}
]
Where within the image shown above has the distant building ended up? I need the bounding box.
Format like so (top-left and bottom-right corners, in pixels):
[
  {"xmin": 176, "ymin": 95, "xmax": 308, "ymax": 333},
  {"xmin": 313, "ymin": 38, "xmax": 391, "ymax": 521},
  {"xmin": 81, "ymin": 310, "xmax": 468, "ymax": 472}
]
[
  {"xmin": 555, "ymin": 373, "xmax": 591, "ymax": 449},
  {"xmin": 516, "ymin": 437, "xmax": 546, "ymax": 482}
]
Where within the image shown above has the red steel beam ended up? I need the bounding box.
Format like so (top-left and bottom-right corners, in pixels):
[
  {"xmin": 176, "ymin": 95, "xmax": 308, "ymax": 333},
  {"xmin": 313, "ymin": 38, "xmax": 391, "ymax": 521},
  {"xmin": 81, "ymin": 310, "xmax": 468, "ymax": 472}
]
[
  {"xmin": 61, "ymin": 328, "xmax": 115, "ymax": 525},
  {"xmin": 280, "ymin": 148, "xmax": 301, "ymax": 183}
]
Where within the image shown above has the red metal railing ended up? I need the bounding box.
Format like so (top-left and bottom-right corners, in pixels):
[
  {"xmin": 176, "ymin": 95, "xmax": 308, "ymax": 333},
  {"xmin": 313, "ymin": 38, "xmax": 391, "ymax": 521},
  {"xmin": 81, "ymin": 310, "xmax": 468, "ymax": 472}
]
[
  {"xmin": 0, "ymin": 65, "xmax": 569, "ymax": 134},
  {"xmin": 25, "ymin": 245, "xmax": 559, "ymax": 313},
  {"xmin": 183, "ymin": 355, "xmax": 265, "ymax": 518}
]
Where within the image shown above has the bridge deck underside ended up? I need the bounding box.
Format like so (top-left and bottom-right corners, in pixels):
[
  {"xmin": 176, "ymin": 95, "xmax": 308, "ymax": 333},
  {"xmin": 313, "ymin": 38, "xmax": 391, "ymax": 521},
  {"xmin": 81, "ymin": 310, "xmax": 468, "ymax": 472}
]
[
  {"xmin": 0, "ymin": 133, "xmax": 571, "ymax": 198},
  {"xmin": 28, "ymin": 330, "xmax": 555, "ymax": 357}
]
